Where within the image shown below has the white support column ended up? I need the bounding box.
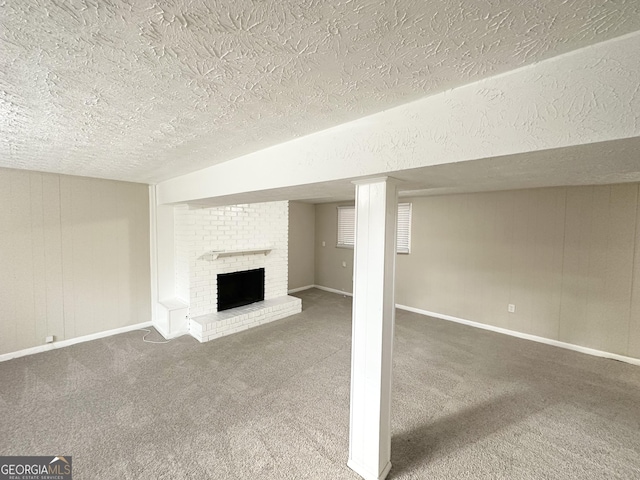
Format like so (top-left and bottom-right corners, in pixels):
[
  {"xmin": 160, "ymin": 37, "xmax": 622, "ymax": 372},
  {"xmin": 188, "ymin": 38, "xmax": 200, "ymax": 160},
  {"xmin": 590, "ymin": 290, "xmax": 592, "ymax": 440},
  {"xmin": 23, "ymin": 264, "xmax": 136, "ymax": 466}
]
[{"xmin": 348, "ymin": 177, "xmax": 398, "ymax": 480}]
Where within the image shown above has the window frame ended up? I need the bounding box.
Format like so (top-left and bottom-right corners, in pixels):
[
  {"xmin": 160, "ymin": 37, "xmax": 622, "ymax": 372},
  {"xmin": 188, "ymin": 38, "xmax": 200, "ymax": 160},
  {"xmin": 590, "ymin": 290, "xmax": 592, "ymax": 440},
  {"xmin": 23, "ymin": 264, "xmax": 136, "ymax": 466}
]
[
  {"xmin": 396, "ymin": 202, "xmax": 412, "ymax": 254},
  {"xmin": 336, "ymin": 203, "xmax": 412, "ymax": 254},
  {"xmin": 336, "ymin": 205, "xmax": 356, "ymax": 249}
]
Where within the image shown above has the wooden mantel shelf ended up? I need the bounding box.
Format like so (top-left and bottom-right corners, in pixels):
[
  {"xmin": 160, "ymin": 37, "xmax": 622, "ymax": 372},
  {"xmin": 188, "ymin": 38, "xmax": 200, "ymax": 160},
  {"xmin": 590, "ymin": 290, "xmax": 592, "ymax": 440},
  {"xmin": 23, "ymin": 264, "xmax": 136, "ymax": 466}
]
[{"xmin": 198, "ymin": 247, "xmax": 272, "ymax": 261}]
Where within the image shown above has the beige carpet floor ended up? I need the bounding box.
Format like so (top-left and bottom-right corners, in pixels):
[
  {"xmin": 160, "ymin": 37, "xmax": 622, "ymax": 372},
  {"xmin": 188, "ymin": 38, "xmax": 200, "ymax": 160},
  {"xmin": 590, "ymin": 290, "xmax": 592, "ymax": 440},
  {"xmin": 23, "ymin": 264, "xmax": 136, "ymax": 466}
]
[{"xmin": 1, "ymin": 288, "xmax": 639, "ymax": 479}]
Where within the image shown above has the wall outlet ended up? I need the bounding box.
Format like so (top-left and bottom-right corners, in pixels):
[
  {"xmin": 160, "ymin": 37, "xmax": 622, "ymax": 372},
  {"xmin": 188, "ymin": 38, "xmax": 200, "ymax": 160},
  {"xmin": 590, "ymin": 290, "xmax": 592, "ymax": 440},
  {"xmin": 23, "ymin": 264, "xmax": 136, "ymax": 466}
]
[
  {"xmin": 45, "ymin": 335, "xmax": 54, "ymax": 343},
  {"xmin": 508, "ymin": 304, "xmax": 516, "ymax": 313},
  {"xmin": 342, "ymin": 261, "xmax": 347, "ymax": 267},
  {"xmin": 322, "ymin": 241, "xmax": 326, "ymax": 247}
]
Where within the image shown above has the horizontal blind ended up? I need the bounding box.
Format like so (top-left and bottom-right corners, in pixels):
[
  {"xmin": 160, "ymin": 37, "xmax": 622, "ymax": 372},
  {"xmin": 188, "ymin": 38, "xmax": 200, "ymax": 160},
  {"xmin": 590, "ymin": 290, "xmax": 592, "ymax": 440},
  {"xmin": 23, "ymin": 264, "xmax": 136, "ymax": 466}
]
[
  {"xmin": 337, "ymin": 206, "xmax": 355, "ymax": 247},
  {"xmin": 396, "ymin": 203, "xmax": 412, "ymax": 254},
  {"xmin": 337, "ymin": 204, "xmax": 411, "ymax": 252}
]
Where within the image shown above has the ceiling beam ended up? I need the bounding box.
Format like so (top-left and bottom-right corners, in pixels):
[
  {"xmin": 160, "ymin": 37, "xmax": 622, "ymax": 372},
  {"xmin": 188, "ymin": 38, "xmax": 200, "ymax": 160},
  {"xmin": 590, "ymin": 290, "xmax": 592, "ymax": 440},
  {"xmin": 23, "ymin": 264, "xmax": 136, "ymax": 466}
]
[{"xmin": 157, "ymin": 32, "xmax": 640, "ymax": 205}]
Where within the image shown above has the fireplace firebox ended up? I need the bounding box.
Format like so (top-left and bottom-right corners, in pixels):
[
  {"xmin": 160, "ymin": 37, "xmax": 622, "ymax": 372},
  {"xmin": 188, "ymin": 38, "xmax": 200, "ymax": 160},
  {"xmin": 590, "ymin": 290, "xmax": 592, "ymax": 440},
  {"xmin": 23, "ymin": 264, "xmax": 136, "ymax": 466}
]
[{"xmin": 217, "ymin": 268, "xmax": 265, "ymax": 312}]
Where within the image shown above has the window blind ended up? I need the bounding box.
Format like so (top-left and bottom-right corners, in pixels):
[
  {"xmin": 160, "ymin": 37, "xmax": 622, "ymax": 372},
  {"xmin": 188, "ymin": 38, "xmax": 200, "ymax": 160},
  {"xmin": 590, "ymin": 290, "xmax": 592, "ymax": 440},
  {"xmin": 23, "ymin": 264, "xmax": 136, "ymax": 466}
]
[
  {"xmin": 337, "ymin": 205, "xmax": 356, "ymax": 248},
  {"xmin": 336, "ymin": 203, "xmax": 412, "ymax": 253},
  {"xmin": 396, "ymin": 203, "xmax": 412, "ymax": 254}
]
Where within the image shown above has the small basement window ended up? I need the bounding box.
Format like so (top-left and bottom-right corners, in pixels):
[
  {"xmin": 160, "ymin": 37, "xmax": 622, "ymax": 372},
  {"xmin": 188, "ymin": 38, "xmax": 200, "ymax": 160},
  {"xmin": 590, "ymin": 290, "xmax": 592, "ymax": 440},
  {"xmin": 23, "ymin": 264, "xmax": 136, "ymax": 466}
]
[{"xmin": 337, "ymin": 203, "xmax": 412, "ymax": 254}]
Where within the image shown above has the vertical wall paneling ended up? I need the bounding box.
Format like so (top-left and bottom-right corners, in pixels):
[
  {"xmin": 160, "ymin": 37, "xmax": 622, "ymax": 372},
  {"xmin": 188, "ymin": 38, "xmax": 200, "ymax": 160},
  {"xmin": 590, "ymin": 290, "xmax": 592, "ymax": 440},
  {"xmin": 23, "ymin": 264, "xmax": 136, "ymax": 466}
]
[
  {"xmin": 558, "ymin": 187, "xmax": 593, "ymax": 347},
  {"xmin": 70, "ymin": 177, "xmax": 96, "ymax": 337},
  {"xmin": 629, "ymin": 184, "xmax": 640, "ymax": 359},
  {"xmin": 585, "ymin": 186, "xmax": 612, "ymax": 350},
  {"xmin": 0, "ymin": 168, "xmax": 151, "ymax": 356},
  {"xmin": 131, "ymin": 183, "xmax": 152, "ymax": 324},
  {"xmin": 559, "ymin": 185, "xmax": 637, "ymax": 355},
  {"xmin": 508, "ymin": 188, "xmax": 565, "ymax": 339},
  {"xmin": 323, "ymin": 183, "xmax": 640, "ymax": 360},
  {"xmin": 94, "ymin": 178, "xmax": 117, "ymax": 331},
  {"xmin": 0, "ymin": 171, "xmax": 16, "ymax": 352},
  {"xmin": 42, "ymin": 175, "xmax": 64, "ymax": 341},
  {"xmin": 111, "ymin": 185, "xmax": 131, "ymax": 327},
  {"xmin": 600, "ymin": 185, "xmax": 637, "ymax": 353},
  {"xmin": 12, "ymin": 171, "xmax": 36, "ymax": 351},
  {"xmin": 459, "ymin": 194, "xmax": 482, "ymax": 319},
  {"xmin": 481, "ymin": 192, "xmax": 514, "ymax": 329},
  {"xmin": 59, "ymin": 175, "xmax": 77, "ymax": 340},
  {"xmin": 30, "ymin": 173, "xmax": 48, "ymax": 346}
]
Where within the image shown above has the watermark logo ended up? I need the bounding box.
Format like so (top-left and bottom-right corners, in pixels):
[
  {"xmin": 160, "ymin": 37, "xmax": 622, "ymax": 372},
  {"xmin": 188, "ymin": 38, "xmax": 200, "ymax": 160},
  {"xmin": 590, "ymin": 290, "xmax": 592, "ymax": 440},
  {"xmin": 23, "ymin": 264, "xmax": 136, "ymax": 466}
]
[{"xmin": 0, "ymin": 456, "xmax": 72, "ymax": 480}]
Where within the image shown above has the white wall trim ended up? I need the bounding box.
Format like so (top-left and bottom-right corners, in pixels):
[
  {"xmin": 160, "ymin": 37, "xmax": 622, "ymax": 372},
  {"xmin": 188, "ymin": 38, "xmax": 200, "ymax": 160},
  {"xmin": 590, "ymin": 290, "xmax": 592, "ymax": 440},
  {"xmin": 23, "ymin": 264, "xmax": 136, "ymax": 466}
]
[
  {"xmin": 149, "ymin": 185, "xmax": 160, "ymax": 328},
  {"xmin": 231, "ymin": 285, "xmax": 640, "ymax": 366},
  {"xmin": 0, "ymin": 321, "xmax": 154, "ymax": 363},
  {"xmin": 288, "ymin": 284, "xmax": 354, "ymax": 296},
  {"xmin": 313, "ymin": 285, "xmax": 353, "ymax": 297},
  {"xmin": 396, "ymin": 304, "xmax": 640, "ymax": 367},
  {"xmin": 287, "ymin": 284, "xmax": 316, "ymax": 294}
]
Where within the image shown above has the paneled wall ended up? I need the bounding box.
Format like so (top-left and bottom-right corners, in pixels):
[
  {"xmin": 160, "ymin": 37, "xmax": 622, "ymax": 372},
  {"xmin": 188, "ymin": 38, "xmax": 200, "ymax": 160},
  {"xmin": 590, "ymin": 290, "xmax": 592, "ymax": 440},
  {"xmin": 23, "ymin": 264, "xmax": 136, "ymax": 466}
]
[
  {"xmin": 0, "ymin": 168, "xmax": 151, "ymax": 355},
  {"xmin": 288, "ymin": 201, "xmax": 315, "ymax": 290},
  {"xmin": 395, "ymin": 184, "xmax": 640, "ymax": 359},
  {"xmin": 314, "ymin": 184, "xmax": 640, "ymax": 359}
]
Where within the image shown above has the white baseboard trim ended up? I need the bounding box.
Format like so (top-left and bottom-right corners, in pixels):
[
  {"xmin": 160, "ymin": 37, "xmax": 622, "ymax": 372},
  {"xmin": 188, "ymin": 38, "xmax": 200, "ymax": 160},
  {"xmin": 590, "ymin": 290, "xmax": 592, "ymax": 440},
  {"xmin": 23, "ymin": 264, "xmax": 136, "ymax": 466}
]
[
  {"xmin": 287, "ymin": 284, "xmax": 316, "ymax": 294},
  {"xmin": 395, "ymin": 304, "xmax": 640, "ymax": 367},
  {"xmin": 314, "ymin": 285, "xmax": 353, "ymax": 297},
  {"xmin": 288, "ymin": 284, "xmax": 354, "ymax": 297},
  {"xmin": 153, "ymin": 322, "xmax": 189, "ymax": 340},
  {"xmin": 0, "ymin": 321, "xmax": 154, "ymax": 363}
]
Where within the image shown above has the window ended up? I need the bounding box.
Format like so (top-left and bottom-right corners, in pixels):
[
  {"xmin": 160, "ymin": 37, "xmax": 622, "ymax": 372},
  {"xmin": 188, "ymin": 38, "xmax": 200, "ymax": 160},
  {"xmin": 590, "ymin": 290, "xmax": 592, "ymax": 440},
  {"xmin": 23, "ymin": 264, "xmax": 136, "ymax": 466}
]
[
  {"xmin": 396, "ymin": 202, "xmax": 412, "ymax": 254},
  {"xmin": 337, "ymin": 203, "xmax": 412, "ymax": 254},
  {"xmin": 337, "ymin": 206, "xmax": 356, "ymax": 248}
]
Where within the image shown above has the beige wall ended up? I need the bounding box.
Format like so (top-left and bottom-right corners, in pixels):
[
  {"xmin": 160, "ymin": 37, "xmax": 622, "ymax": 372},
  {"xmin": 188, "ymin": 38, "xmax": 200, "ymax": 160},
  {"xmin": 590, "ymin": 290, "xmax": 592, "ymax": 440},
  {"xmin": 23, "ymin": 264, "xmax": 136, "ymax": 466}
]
[
  {"xmin": 314, "ymin": 184, "xmax": 640, "ymax": 359},
  {"xmin": 314, "ymin": 202, "xmax": 354, "ymax": 294},
  {"xmin": 395, "ymin": 184, "xmax": 640, "ymax": 359},
  {"xmin": 0, "ymin": 168, "xmax": 151, "ymax": 355},
  {"xmin": 288, "ymin": 201, "xmax": 316, "ymax": 290}
]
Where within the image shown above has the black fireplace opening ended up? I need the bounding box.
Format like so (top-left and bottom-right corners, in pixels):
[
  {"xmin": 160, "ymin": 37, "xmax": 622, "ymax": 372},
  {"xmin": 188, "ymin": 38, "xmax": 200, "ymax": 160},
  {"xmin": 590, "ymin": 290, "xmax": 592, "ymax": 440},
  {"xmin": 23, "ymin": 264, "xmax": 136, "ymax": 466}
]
[{"xmin": 217, "ymin": 268, "xmax": 265, "ymax": 312}]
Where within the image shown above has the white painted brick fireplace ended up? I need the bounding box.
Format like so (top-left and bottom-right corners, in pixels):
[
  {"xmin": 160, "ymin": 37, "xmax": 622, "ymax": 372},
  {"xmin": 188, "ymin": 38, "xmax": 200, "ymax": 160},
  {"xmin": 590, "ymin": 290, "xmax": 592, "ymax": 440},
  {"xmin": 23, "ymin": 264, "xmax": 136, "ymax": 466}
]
[{"xmin": 174, "ymin": 201, "xmax": 301, "ymax": 342}]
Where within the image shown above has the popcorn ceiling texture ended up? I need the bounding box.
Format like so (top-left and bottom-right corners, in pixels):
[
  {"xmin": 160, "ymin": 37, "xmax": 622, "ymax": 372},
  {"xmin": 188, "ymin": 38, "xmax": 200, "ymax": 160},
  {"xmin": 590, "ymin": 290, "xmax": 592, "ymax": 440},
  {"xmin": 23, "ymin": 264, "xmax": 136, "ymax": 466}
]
[
  {"xmin": 2, "ymin": 0, "xmax": 640, "ymax": 184},
  {"xmin": 156, "ymin": 31, "xmax": 640, "ymax": 206}
]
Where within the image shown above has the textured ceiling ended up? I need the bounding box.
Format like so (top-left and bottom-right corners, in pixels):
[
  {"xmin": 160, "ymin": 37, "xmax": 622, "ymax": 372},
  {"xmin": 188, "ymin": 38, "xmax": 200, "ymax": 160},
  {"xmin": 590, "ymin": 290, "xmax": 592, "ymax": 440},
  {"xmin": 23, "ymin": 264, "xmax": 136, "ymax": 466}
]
[{"xmin": 2, "ymin": 0, "xmax": 640, "ymax": 184}]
